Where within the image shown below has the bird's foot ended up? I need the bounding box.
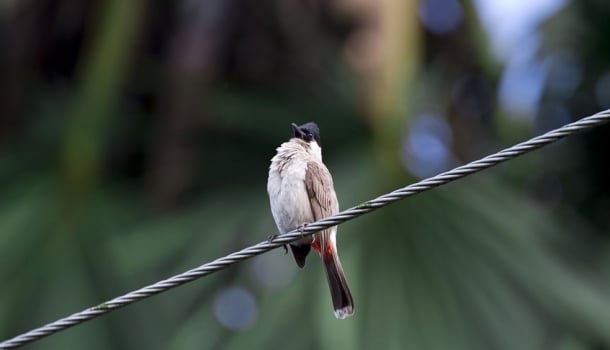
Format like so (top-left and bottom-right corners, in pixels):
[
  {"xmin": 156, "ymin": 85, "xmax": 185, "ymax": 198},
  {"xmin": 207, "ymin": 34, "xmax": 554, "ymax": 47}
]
[
  {"xmin": 267, "ymin": 234, "xmax": 289, "ymax": 254},
  {"xmin": 298, "ymin": 223, "xmax": 309, "ymax": 238},
  {"xmin": 267, "ymin": 234, "xmax": 278, "ymax": 244}
]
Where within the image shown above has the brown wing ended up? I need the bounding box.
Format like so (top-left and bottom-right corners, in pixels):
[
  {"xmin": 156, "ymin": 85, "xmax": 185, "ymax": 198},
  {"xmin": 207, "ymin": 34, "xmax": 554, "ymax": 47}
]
[{"xmin": 305, "ymin": 161, "xmax": 339, "ymax": 254}]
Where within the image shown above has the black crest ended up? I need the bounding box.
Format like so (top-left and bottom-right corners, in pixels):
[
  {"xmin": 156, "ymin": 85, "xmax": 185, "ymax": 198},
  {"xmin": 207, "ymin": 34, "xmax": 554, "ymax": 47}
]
[{"xmin": 291, "ymin": 122, "xmax": 321, "ymax": 144}]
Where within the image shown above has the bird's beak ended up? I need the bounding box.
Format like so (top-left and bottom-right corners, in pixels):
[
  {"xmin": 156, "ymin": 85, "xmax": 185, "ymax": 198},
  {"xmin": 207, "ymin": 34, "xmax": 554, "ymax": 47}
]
[{"xmin": 291, "ymin": 123, "xmax": 303, "ymax": 138}]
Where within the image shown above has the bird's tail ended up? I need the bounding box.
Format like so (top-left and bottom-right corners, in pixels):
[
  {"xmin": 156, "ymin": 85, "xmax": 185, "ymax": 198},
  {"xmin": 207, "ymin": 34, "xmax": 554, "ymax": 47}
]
[{"xmin": 322, "ymin": 249, "xmax": 354, "ymax": 319}]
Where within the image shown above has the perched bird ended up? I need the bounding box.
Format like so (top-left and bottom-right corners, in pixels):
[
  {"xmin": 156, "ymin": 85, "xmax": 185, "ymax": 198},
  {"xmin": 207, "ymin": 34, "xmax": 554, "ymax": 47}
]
[{"xmin": 267, "ymin": 122, "xmax": 354, "ymax": 319}]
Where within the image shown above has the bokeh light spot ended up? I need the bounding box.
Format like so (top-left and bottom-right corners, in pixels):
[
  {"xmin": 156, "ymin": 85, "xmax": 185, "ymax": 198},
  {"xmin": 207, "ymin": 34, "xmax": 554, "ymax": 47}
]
[
  {"xmin": 498, "ymin": 42, "xmax": 548, "ymax": 119},
  {"xmin": 214, "ymin": 287, "xmax": 257, "ymax": 330},
  {"xmin": 250, "ymin": 247, "xmax": 296, "ymax": 290},
  {"xmin": 418, "ymin": 0, "xmax": 463, "ymax": 35},
  {"xmin": 403, "ymin": 113, "xmax": 455, "ymax": 179}
]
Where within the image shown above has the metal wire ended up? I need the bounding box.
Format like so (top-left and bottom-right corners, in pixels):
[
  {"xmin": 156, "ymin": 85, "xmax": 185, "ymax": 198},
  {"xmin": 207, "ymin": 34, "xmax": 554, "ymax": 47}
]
[{"xmin": 2, "ymin": 109, "xmax": 609, "ymax": 349}]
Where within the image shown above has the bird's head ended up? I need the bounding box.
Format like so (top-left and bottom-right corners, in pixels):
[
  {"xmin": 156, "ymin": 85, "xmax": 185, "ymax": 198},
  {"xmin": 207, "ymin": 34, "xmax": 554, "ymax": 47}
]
[{"xmin": 291, "ymin": 122, "xmax": 321, "ymax": 145}]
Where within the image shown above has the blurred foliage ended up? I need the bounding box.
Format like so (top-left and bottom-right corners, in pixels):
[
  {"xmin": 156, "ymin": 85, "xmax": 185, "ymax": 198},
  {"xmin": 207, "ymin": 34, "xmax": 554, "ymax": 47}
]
[{"xmin": 1, "ymin": 0, "xmax": 610, "ymax": 349}]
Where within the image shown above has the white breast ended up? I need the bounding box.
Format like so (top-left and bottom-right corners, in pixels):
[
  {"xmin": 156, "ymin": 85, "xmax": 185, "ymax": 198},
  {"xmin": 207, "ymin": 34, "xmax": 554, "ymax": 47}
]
[{"xmin": 267, "ymin": 140, "xmax": 316, "ymax": 235}]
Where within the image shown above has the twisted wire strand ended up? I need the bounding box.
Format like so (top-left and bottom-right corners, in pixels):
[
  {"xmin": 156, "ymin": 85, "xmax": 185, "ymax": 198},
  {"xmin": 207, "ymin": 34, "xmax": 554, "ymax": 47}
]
[{"xmin": 2, "ymin": 109, "xmax": 609, "ymax": 349}]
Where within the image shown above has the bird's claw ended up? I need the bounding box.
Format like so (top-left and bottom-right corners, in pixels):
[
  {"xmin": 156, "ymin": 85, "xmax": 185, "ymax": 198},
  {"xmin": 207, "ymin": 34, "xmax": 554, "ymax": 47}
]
[
  {"xmin": 268, "ymin": 234, "xmax": 289, "ymax": 254},
  {"xmin": 267, "ymin": 234, "xmax": 278, "ymax": 244},
  {"xmin": 298, "ymin": 223, "xmax": 308, "ymax": 238}
]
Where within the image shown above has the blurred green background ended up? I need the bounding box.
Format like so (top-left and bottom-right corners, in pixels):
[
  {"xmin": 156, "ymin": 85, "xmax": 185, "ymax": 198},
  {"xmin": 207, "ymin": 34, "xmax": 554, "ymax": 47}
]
[{"xmin": 1, "ymin": 0, "xmax": 610, "ymax": 349}]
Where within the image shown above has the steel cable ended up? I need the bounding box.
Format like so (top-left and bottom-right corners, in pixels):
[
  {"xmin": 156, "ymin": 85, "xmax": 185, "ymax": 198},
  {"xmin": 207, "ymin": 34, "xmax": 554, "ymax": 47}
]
[{"xmin": 1, "ymin": 109, "xmax": 609, "ymax": 349}]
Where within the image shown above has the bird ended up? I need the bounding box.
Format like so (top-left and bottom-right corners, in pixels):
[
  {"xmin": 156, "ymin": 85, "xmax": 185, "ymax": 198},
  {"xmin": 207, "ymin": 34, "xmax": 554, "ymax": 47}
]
[{"xmin": 267, "ymin": 121, "xmax": 354, "ymax": 319}]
